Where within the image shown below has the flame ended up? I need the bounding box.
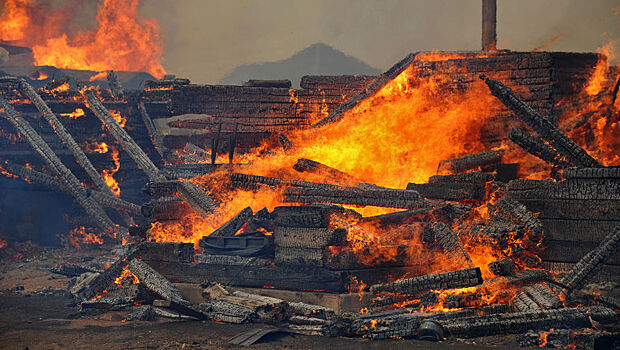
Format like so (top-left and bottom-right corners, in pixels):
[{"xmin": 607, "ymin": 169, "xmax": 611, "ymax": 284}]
[
  {"xmin": 0, "ymin": 238, "xmax": 7, "ymax": 248},
  {"xmin": 50, "ymin": 82, "xmax": 70, "ymax": 93},
  {"xmin": 109, "ymin": 109, "xmax": 127, "ymax": 128},
  {"xmin": 68, "ymin": 226, "xmax": 103, "ymax": 249},
  {"xmin": 59, "ymin": 108, "xmax": 86, "ymax": 119},
  {"xmin": 30, "ymin": 71, "xmax": 49, "ymax": 80},
  {"xmin": 102, "ymin": 145, "xmax": 121, "ymax": 196},
  {"xmin": 89, "ymin": 72, "xmax": 108, "ymax": 82},
  {"xmin": 84, "ymin": 140, "xmax": 109, "ymax": 154},
  {"xmin": 0, "ymin": 0, "xmax": 166, "ymax": 78},
  {"xmin": 114, "ymin": 266, "xmax": 139, "ymax": 285}
]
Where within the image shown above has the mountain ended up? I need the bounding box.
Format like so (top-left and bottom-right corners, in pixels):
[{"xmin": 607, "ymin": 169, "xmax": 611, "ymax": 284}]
[{"xmin": 219, "ymin": 43, "xmax": 380, "ymax": 88}]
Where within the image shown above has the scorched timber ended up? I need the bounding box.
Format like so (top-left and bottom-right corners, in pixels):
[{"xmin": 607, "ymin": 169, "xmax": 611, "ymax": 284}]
[
  {"xmin": 428, "ymin": 171, "xmax": 494, "ymax": 184},
  {"xmin": 138, "ymin": 101, "xmax": 166, "ymax": 158},
  {"xmin": 293, "ymin": 158, "xmax": 381, "ymax": 189},
  {"xmin": 426, "ymin": 222, "xmax": 474, "ymax": 269},
  {"xmin": 0, "ymin": 96, "xmax": 117, "ymax": 233},
  {"xmin": 369, "ymin": 267, "xmax": 483, "ymax": 295},
  {"xmin": 84, "ymin": 89, "xmax": 217, "ymax": 216},
  {"xmin": 406, "ymin": 182, "xmax": 486, "ymax": 201},
  {"xmin": 312, "ymin": 52, "xmax": 418, "ymax": 128},
  {"xmin": 141, "ymin": 197, "xmax": 191, "ymax": 221},
  {"xmin": 508, "ymin": 127, "xmax": 572, "ymax": 168},
  {"xmin": 283, "ymin": 187, "xmax": 426, "ymax": 209},
  {"xmin": 145, "ymin": 254, "xmax": 348, "ymax": 292},
  {"xmin": 230, "ymin": 173, "xmax": 337, "ymax": 191},
  {"xmin": 481, "ymin": 75, "xmax": 601, "ymax": 167},
  {"xmin": 209, "ymin": 206, "xmax": 253, "ymax": 237},
  {"xmin": 437, "ymin": 149, "xmax": 504, "ymax": 174}
]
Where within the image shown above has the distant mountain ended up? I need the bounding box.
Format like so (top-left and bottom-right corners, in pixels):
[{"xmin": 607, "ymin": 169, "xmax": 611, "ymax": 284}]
[{"xmin": 219, "ymin": 43, "xmax": 380, "ymax": 88}]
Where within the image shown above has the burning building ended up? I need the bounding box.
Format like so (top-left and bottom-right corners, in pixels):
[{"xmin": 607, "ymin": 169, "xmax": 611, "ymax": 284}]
[{"xmin": 0, "ymin": 0, "xmax": 618, "ymax": 348}]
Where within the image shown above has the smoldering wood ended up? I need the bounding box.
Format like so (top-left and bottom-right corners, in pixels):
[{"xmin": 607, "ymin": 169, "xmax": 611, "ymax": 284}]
[
  {"xmin": 84, "ymin": 89, "xmax": 165, "ymax": 182},
  {"xmin": 80, "ymin": 296, "xmax": 134, "ymax": 310},
  {"xmin": 522, "ymin": 283, "xmax": 563, "ymax": 309},
  {"xmin": 176, "ymin": 180, "xmax": 217, "ymax": 217},
  {"xmin": 279, "ymin": 132, "xmax": 292, "ymax": 152},
  {"xmin": 489, "ymin": 196, "xmax": 544, "ymax": 240},
  {"xmin": 428, "ymin": 171, "xmax": 494, "ymax": 184},
  {"xmin": 427, "ymin": 222, "xmax": 475, "ymax": 269},
  {"xmin": 437, "ymin": 149, "xmax": 504, "ymax": 174},
  {"xmin": 141, "ymin": 197, "xmax": 191, "ymax": 220},
  {"xmin": 562, "ymin": 167, "xmax": 620, "ymax": 179},
  {"xmin": 274, "ymin": 227, "xmax": 347, "ymax": 248},
  {"xmin": 127, "ymin": 259, "xmax": 202, "ymax": 318},
  {"xmin": 106, "ymin": 71, "xmax": 124, "ymax": 98},
  {"xmin": 508, "ymin": 127, "xmax": 572, "ymax": 168},
  {"xmin": 272, "ymin": 204, "xmax": 361, "ymax": 228},
  {"xmin": 369, "ymin": 267, "xmax": 483, "ymax": 295},
  {"xmin": 481, "ymin": 76, "xmax": 601, "ymax": 167},
  {"xmin": 243, "ymin": 79, "xmax": 292, "ymax": 88},
  {"xmin": 558, "ymin": 224, "xmax": 620, "ymax": 297},
  {"xmin": 231, "ymin": 173, "xmax": 337, "ymax": 191},
  {"xmin": 145, "ymin": 254, "xmax": 348, "ymax": 292},
  {"xmin": 138, "ymin": 101, "xmax": 166, "ymax": 158},
  {"xmin": 198, "ymin": 300, "xmax": 257, "ymax": 324},
  {"xmin": 312, "ymin": 52, "xmax": 418, "ymax": 128},
  {"xmin": 0, "ymin": 96, "xmax": 117, "ymax": 233},
  {"xmin": 283, "ymin": 186, "xmax": 426, "ymax": 210},
  {"xmin": 488, "ymin": 258, "xmax": 515, "ymax": 277},
  {"xmin": 406, "ymin": 182, "xmax": 486, "ymax": 201},
  {"xmin": 209, "ymin": 206, "xmax": 253, "ymax": 237},
  {"xmin": 361, "ymin": 203, "xmax": 471, "ymax": 227},
  {"xmin": 293, "ymin": 158, "xmax": 381, "ymax": 190},
  {"xmin": 143, "ymin": 180, "xmax": 180, "ymax": 197},
  {"xmin": 138, "ymin": 242, "xmax": 195, "ymax": 263},
  {"xmin": 183, "ymin": 143, "xmax": 209, "ymax": 159},
  {"xmin": 287, "ymin": 301, "xmax": 335, "ymax": 319}
]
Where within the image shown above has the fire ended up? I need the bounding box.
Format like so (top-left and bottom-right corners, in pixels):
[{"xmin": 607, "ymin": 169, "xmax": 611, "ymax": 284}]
[
  {"xmin": 68, "ymin": 226, "xmax": 103, "ymax": 249},
  {"xmin": 102, "ymin": 145, "xmax": 121, "ymax": 197},
  {"xmin": 50, "ymin": 82, "xmax": 70, "ymax": 93},
  {"xmin": 109, "ymin": 109, "xmax": 127, "ymax": 128},
  {"xmin": 30, "ymin": 71, "xmax": 49, "ymax": 80},
  {"xmin": 584, "ymin": 42, "xmax": 615, "ymax": 96},
  {"xmin": 59, "ymin": 108, "xmax": 86, "ymax": 119},
  {"xmin": 89, "ymin": 72, "xmax": 108, "ymax": 82},
  {"xmin": 114, "ymin": 266, "xmax": 139, "ymax": 286},
  {"xmin": 84, "ymin": 140, "xmax": 109, "ymax": 154},
  {"xmin": 0, "ymin": 237, "xmax": 7, "ymax": 248},
  {"xmin": 0, "ymin": 0, "xmax": 166, "ymax": 78}
]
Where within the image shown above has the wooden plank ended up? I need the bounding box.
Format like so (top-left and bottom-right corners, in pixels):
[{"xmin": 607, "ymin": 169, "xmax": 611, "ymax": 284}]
[{"xmin": 516, "ymin": 199, "xmax": 620, "ymax": 221}]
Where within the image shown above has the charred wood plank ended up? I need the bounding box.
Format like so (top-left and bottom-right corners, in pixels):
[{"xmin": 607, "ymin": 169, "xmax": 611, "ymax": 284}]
[
  {"xmin": 426, "ymin": 222, "xmax": 474, "ymax": 269},
  {"xmin": 481, "ymin": 75, "xmax": 601, "ymax": 167},
  {"xmin": 271, "ymin": 205, "xmax": 360, "ymax": 228},
  {"xmin": 143, "ymin": 180, "xmax": 180, "ymax": 197},
  {"xmin": 230, "ymin": 173, "xmax": 337, "ymax": 191},
  {"xmin": 562, "ymin": 167, "xmax": 620, "ymax": 179},
  {"xmin": 283, "ymin": 186, "xmax": 426, "ymax": 210},
  {"xmin": 274, "ymin": 227, "xmax": 347, "ymax": 248},
  {"xmin": 293, "ymin": 158, "xmax": 381, "ymax": 190},
  {"xmin": 209, "ymin": 206, "xmax": 253, "ymax": 237},
  {"xmin": 509, "ymin": 127, "xmax": 572, "ymax": 168},
  {"xmin": 278, "ymin": 132, "xmax": 292, "ymax": 152},
  {"xmin": 141, "ymin": 197, "xmax": 191, "ymax": 220},
  {"xmin": 488, "ymin": 196, "xmax": 544, "ymax": 240},
  {"xmin": 559, "ymin": 224, "xmax": 620, "ymax": 297},
  {"xmin": 243, "ymin": 79, "xmax": 291, "ymax": 88},
  {"xmin": 0, "ymin": 96, "xmax": 117, "ymax": 232},
  {"xmin": 488, "ymin": 258, "xmax": 515, "ymax": 277},
  {"xmin": 312, "ymin": 53, "xmax": 418, "ymax": 128},
  {"xmin": 406, "ymin": 182, "xmax": 486, "ymax": 201},
  {"xmin": 176, "ymin": 180, "xmax": 217, "ymax": 217},
  {"xmin": 437, "ymin": 149, "xmax": 504, "ymax": 174},
  {"xmin": 160, "ymin": 163, "xmax": 219, "ymax": 179},
  {"xmin": 138, "ymin": 101, "xmax": 166, "ymax": 158},
  {"xmin": 428, "ymin": 171, "xmax": 494, "ymax": 184},
  {"xmin": 369, "ymin": 267, "xmax": 482, "ymax": 295},
  {"xmin": 361, "ymin": 203, "xmax": 471, "ymax": 227},
  {"xmin": 198, "ymin": 300, "xmax": 257, "ymax": 323}
]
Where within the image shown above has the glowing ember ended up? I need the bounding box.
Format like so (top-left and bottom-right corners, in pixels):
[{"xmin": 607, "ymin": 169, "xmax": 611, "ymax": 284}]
[
  {"xmin": 59, "ymin": 108, "xmax": 85, "ymax": 119},
  {"xmin": 0, "ymin": 0, "xmax": 166, "ymax": 78},
  {"xmin": 114, "ymin": 266, "xmax": 139, "ymax": 286},
  {"xmin": 109, "ymin": 109, "xmax": 127, "ymax": 127},
  {"xmin": 68, "ymin": 226, "xmax": 103, "ymax": 249},
  {"xmin": 0, "ymin": 237, "xmax": 7, "ymax": 248}
]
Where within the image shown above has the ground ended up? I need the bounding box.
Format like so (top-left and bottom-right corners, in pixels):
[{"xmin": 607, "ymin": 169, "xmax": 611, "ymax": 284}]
[{"xmin": 0, "ymin": 243, "xmax": 524, "ymax": 349}]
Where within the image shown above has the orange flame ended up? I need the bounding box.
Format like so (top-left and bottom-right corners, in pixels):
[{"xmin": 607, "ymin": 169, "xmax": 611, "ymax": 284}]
[
  {"xmin": 0, "ymin": 0, "xmax": 166, "ymax": 78},
  {"xmin": 68, "ymin": 226, "xmax": 103, "ymax": 249},
  {"xmin": 102, "ymin": 145, "xmax": 121, "ymax": 197},
  {"xmin": 584, "ymin": 42, "xmax": 615, "ymax": 96},
  {"xmin": 89, "ymin": 71, "xmax": 108, "ymax": 82},
  {"xmin": 114, "ymin": 266, "xmax": 139, "ymax": 285},
  {"xmin": 59, "ymin": 108, "xmax": 85, "ymax": 119},
  {"xmin": 109, "ymin": 109, "xmax": 126, "ymax": 128}
]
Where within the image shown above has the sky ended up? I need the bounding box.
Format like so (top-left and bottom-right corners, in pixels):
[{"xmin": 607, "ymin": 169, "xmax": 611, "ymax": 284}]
[{"xmin": 140, "ymin": 0, "xmax": 620, "ymax": 84}]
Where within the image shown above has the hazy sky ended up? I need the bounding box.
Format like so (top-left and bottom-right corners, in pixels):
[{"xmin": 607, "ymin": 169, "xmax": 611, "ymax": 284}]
[{"xmin": 141, "ymin": 0, "xmax": 620, "ymax": 84}]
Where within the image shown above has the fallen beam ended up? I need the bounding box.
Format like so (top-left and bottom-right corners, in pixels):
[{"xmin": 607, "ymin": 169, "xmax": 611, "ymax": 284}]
[
  {"xmin": 230, "ymin": 173, "xmax": 337, "ymax": 191},
  {"xmin": 437, "ymin": 149, "xmax": 504, "ymax": 174},
  {"xmin": 509, "ymin": 127, "xmax": 572, "ymax": 168},
  {"xmin": 293, "ymin": 158, "xmax": 380, "ymax": 190},
  {"xmin": 312, "ymin": 52, "xmax": 417, "ymax": 128},
  {"xmin": 481, "ymin": 75, "xmax": 601, "ymax": 167},
  {"xmin": 369, "ymin": 267, "xmax": 482, "ymax": 295},
  {"xmin": 209, "ymin": 206, "xmax": 253, "ymax": 237},
  {"xmin": 283, "ymin": 186, "xmax": 426, "ymax": 209},
  {"xmin": 427, "ymin": 222, "xmax": 474, "ymax": 269}
]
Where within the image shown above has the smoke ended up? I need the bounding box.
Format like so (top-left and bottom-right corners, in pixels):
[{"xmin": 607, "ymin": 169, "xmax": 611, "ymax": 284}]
[{"xmin": 140, "ymin": 0, "xmax": 620, "ymax": 84}]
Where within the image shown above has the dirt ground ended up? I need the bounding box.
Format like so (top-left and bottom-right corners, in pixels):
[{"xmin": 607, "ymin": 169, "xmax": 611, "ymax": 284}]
[{"xmin": 0, "ymin": 243, "xmax": 523, "ymax": 349}]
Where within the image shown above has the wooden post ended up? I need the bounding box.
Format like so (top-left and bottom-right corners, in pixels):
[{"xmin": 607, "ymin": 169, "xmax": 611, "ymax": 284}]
[
  {"xmin": 211, "ymin": 122, "xmax": 222, "ymax": 165},
  {"xmin": 229, "ymin": 123, "xmax": 238, "ymax": 165},
  {"xmin": 482, "ymin": 0, "xmax": 497, "ymax": 51}
]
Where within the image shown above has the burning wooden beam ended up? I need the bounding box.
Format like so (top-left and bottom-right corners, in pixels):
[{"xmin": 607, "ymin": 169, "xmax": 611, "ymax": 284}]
[
  {"xmin": 293, "ymin": 158, "xmax": 381, "ymax": 189},
  {"xmin": 428, "ymin": 171, "xmax": 494, "ymax": 184},
  {"xmin": 369, "ymin": 267, "xmax": 483, "ymax": 295},
  {"xmin": 283, "ymin": 186, "xmax": 426, "ymax": 210},
  {"xmin": 84, "ymin": 89, "xmax": 217, "ymax": 216},
  {"xmin": 508, "ymin": 127, "xmax": 572, "ymax": 168},
  {"xmin": 406, "ymin": 182, "xmax": 486, "ymax": 201},
  {"xmin": 231, "ymin": 173, "xmax": 337, "ymax": 191},
  {"xmin": 312, "ymin": 52, "xmax": 417, "ymax": 128},
  {"xmin": 208, "ymin": 206, "xmax": 253, "ymax": 237},
  {"xmin": 426, "ymin": 222, "xmax": 475, "ymax": 269},
  {"xmin": 0, "ymin": 96, "xmax": 117, "ymax": 233},
  {"xmin": 481, "ymin": 75, "xmax": 602, "ymax": 167},
  {"xmin": 437, "ymin": 149, "xmax": 504, "ymax": 174},
  {"xmin": 141, "ymin": 197, "xmax": 191, "ymax": 221}
]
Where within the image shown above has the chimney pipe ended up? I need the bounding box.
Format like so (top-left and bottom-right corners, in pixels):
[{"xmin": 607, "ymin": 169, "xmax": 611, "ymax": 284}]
[{"xmin": 482, "ymin": 0, "xmax": 497, "ymax": 51}]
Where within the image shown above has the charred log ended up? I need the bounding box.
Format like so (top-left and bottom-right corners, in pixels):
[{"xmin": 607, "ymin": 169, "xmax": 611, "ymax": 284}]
[
  {"xmin": 406, "ymin": 182, "xmax": 486, "ymax": 201},
  {"xmin": 426, "ymin": 222, "xmax": 474, "ymax": 269},
  {"xmin": 437, "ymin": 149, "xmax": 504, "ymax": 174},
  {"xmin": 141, "ymin": 197, "xmax": 191, "ymax": 220},
  {"xmin": 209, "ymin": 206, "xmax": 253, "ymax": 237},
  {"xmin": 428, "ymin": 171, "xmax": 494, "ymax": 184},
  {"xmin": 481, "ymin": 75, "xmax": 601, "ymax": 167},
  {"xmin": 508, "ymin": 127, "xmax": 572, "ymax": 168},
  {"xmin": 138, "ymin": 101, "xmax": 166, "ymax": 158},
  {"xmin": 369, "ymin": 267, "xmax": 483, "ymax": 295},
  {"xmin": 293, "ymin": 158, "xmax": 380, "ymax": 190},
  {"xmin": 283, "ymin": 187, "xmax": 426, "ymax": 210},
  {"xmin": 279, "ymin": 132, "xmax": 292, "ymax": 152},
  {"xmin": 143, "ymin": 180, "xmax": 180, "ymax": 197},
  {"xmin": 230, "ymin": 173, "xmax": 337, "ymax": 191}
]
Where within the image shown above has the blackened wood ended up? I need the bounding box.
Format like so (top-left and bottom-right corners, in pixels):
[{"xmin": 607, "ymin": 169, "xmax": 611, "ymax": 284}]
[
  {"xmin": 274, "ymin": 227, "xmax": 347, "ymax": 248},
  {"xmin": 160, "ymin": 163, "xmax": 219, "ymax": 179},
  {"xmin": 509, "ymin": 127, "xmax": 572, "ymax": 168},
  {"xmin": 428, "ymin": 222, "xmax": 474, "ymax": 268},
  {"xmin": 139, "ymin": 242, "xmax": 195, "ymax": 263},
  {"xmin": 198, "ymin": 300, "xmax": 257, "ymax": 323},
  {"xmin": 146, "ymin": 255, "xmax": 348, "ymax": 292},
  {"xmin": 229, "ymin": 123, "xmax": 238, "ymax": 164},
  {"xmin": 209, "ymin": 206, "xmax": 253, "ymax": 237},
  {"xmin": 176, "ymin": 180, "xmax": 217, "ymax": 217},
  {"xmin": 279, "ymin": 132, "xmax": 292, "ymax": 152},
  {"xmin": 482, "ymin": 0, "xmax": 497, "ymax": 51},
  {"xmin": 293, "ymin": 158, "xmax": 380, "ymax": 190},
  {"xmin": 312, "ymin": 52, "xmax": 417, "ymax": 128},
  {"xmin": 0, "ymin": 96, "xmax": 116, "ymax": 232},
  {"xmin": 437, "ymin": 149, "xmax": 504, "ymax": 174},
  {"xmin": 559, "ymin": 224, "xmax": 620, "ymax": 296},
  {"xmin": 361, "ymin": 203, "xmax": 470, "ymax": 227},
  {"xmin": 562, "ymin": 167, "xmax": 620, "ymax": 179},
  {"xmin": 428, "ymin": 171, "xmax": 494, "ymax": 184},
  {"xmin": 272, "ymin": 205, "xmax": 349, "ymax": 228},
  {"xmin": 284, "ymin": 186, "xmax": 425, "ymax": 210},
  {"xmin": 489, "ymin": 196, "xmax": 544, "ymax": 240},
  {"xmin": 211, "ymin": 122, "xmax": 222, "ymax": 165},
  {"xmin": 406, "ymin": 182, "xmax": 486, "ymax": 200},
  {"xmin": 138, "ymin": 101, "xmax": 166, "ymax": 158},
  {"xmin": 143, "ymin": 180, "xmax": 180, "ymax": 197},
  {"xmin": 369, "ymin": 267, "xmax": 482, "ymax": 295},
  {"xmin": 513, "ymin": 198, "xmax": 620, "ymax": 221},
  {"xmin": 231, "ymin": 173, "xmax": 337, "ymax": 191},
  {"xmin": 243, "ymin": 79, "xmax": 291, "ymax": 88},
  {"xmin": 141, "ymin": 197, "xmax": 191, "ymax": 220},
  {"xmin": 488, "ymin": 258, "xmax": 515, "ymax": 276},
  {"xmin": 481, "ymin": 76, "xmax": 601, "ymax": 167},
  {"xmin": 107, "ymin": 70, "xmax": 124, "ymax": 98}
]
